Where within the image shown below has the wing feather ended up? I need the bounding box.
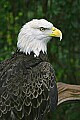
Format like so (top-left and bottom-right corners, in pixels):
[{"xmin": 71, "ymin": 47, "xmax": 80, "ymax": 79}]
[{"xmin": 0, "ymin": 54, "xmax": 58, "ymax": 120}]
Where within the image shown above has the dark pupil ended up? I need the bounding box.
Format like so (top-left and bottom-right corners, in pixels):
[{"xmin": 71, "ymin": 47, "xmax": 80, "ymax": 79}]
[{"xmin": 40, "ymin": 27, "xmax": 45, "ymax": 31}]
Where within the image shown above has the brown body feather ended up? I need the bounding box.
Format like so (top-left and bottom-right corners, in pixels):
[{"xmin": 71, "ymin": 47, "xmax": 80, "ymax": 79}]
[{"xmin": 0, "ymin": 51, "xmax": 58, "ymax": 120}]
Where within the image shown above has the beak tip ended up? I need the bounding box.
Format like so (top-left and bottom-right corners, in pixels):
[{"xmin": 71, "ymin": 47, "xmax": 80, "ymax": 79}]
[
  {"xmin": 60, "ymin": 33, "xmax": 62, "ymax": 41},
  {"xmin": 60, "ymin": 37, "xmax": 62, "ymax": 41},
  {"xmin": 60, "ymin": 36, "xmax": 62, "ymax": 41}
]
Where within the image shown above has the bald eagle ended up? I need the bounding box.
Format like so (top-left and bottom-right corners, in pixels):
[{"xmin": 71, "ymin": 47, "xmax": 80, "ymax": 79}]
[{"xmin": 0, "ymin": 19, "xmax": 62, "ymax": 120}]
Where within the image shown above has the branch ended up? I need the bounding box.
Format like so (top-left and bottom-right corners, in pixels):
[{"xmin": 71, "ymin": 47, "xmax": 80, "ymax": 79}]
[{"xmin": 57, "ymin": 82, "xmax": 80, "ymax": 105}]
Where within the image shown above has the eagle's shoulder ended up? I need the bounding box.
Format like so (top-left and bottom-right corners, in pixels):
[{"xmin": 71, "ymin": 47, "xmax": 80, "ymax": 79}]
[{"xmin": 0, "ymin": 52, "xmax": 57, "ymax": 119}]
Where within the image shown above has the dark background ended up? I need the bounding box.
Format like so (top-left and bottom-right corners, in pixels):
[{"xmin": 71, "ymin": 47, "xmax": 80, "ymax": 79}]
[{"xmin": 0, "ymin": 0, "xmax": 80, "ymax": 119}]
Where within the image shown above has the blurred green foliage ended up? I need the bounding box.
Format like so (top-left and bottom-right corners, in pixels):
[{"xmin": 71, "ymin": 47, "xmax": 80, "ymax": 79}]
[{"xmin": 0, "ymin": 0, "xmax": 80, "ymax": 120}]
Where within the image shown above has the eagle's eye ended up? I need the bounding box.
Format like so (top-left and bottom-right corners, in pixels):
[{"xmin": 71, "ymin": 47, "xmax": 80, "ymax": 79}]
[{"xmin": 40, "ymin": 27, "xmax": 45, "ymax": 32}]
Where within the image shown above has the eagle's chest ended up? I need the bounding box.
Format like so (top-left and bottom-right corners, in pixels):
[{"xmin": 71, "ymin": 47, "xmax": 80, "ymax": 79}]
[
  {"xmin": 7, "ymin": 62, "xmax": 52, "ymax": 99},
  {"xmin": 0, "ymin": 54, "xmax": 56, "ymax": 120}
]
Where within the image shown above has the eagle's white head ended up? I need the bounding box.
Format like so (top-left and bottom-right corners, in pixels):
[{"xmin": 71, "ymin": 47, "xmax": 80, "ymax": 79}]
[{"xmin": 17, "ymin": 19, "xmax": 62, "ymax": 57}]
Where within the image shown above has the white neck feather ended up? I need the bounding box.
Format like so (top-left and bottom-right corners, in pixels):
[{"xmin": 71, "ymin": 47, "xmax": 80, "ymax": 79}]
[{"xmin": 17, "ymin": 33, "xmax": 48, "ymax": 57}]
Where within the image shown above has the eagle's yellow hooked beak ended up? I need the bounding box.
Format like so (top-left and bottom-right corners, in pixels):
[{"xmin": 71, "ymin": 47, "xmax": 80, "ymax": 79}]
[{"xmin": 50, "ymin": 27, "xmax": 62, "ymax": 41}]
